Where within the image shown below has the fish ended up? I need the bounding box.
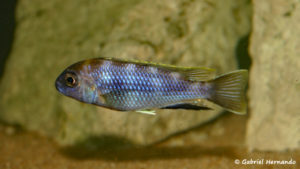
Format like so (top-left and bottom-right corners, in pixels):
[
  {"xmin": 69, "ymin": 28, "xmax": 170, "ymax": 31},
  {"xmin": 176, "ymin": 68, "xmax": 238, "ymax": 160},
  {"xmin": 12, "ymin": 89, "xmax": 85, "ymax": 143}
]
[{"xmin": 55, "ymin": 57, "xmax": 248, "ymax": 115}]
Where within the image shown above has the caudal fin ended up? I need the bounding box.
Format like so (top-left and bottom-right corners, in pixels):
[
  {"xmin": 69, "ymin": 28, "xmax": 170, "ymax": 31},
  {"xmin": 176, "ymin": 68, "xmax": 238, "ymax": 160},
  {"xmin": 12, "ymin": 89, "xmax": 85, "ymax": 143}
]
[{"xmin": 208, "ymin": 70, "xmax": 248, "ymax": 115}]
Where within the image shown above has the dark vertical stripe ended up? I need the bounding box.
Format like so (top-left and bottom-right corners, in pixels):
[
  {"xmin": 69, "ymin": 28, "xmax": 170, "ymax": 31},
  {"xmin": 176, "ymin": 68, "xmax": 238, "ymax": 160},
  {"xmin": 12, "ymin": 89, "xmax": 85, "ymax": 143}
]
[{"xmin": 0, "ymin": 0, "xmax": 17, "ymax": 79}]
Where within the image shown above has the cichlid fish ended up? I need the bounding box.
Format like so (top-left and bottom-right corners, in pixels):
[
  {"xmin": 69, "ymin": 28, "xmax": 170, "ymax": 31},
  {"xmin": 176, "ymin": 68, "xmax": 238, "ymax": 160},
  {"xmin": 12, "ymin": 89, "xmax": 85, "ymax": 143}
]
[{"xmin": 55, "ymin": 57, "xmax": 248, "ymax": 115}]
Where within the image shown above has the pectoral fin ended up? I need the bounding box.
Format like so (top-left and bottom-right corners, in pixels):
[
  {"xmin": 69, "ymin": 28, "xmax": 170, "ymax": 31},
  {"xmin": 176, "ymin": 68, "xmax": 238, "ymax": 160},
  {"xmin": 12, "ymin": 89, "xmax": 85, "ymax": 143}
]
[{"xmin": 136, "ymin": 110, "xmax": 156, "ymax": 115}]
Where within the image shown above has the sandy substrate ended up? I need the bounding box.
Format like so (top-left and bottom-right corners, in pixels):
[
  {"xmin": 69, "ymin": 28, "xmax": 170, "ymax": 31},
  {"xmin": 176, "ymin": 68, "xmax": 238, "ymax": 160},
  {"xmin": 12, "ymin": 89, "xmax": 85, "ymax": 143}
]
[{"xmin": 0, "ymin": 113, "xmax": 299, "ymax": 169}]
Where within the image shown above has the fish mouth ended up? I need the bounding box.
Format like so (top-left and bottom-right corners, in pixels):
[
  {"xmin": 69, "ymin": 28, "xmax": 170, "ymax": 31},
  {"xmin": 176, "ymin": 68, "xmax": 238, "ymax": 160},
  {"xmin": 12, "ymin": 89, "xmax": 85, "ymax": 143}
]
[{"xmin": 55, "ymin": 77, "xmax": 64, "ymax": 93}]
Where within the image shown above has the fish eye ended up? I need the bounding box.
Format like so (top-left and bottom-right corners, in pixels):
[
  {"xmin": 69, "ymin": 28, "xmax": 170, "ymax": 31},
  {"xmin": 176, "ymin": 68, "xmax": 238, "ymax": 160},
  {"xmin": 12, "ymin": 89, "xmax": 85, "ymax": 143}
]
[{"xmin": 64, "ymin": 72, "xmax": 78, "ymax": 87}]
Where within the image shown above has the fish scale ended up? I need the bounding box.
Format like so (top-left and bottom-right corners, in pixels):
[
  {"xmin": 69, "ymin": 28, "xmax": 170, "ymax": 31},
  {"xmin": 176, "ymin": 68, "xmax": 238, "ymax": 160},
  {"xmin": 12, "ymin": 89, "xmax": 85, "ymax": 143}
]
[{"xmin": 92, "ymin": 63, "xmax": 200, "ymax": 110}]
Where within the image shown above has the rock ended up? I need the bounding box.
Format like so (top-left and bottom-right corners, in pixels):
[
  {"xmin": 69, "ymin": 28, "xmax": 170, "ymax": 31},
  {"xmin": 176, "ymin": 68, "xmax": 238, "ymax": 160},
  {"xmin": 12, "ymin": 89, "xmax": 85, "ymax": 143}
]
[
  {"xmin": 0, "ymin": 0, "xmax": 251, "ymax": 146},
  {"xmin": 247, "ymin": 0, "xmax": 300, "ymax": 151}
]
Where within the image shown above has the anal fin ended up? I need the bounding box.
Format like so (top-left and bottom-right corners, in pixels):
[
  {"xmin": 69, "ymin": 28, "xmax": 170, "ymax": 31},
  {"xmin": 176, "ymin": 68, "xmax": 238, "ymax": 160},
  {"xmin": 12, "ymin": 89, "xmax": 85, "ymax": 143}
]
[{"xmin": 161, "ymin": 103, "xmax": 211, "ymax": 110}]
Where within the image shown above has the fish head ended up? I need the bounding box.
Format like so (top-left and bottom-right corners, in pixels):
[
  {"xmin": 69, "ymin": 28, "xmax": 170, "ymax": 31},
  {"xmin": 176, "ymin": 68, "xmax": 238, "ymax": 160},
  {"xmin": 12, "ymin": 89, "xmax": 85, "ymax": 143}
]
[{"xmin": 55, "ymin": 61, "xmax": 99, "ymax": 104}]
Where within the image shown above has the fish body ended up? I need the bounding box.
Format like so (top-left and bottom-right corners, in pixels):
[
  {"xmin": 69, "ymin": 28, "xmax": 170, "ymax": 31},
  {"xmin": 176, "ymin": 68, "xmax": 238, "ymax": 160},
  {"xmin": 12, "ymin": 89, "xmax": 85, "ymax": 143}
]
[{"xmin": 55, "ymin": 57, "xmax": 248, "ymax": 114}]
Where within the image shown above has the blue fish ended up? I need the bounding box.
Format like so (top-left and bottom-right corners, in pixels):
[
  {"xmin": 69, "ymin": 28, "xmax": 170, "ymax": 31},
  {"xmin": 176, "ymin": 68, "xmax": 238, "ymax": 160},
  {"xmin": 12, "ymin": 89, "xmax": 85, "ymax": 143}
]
[{"xmin": 55, "ymin": 57, "xmax": 248, "ymax": 115}]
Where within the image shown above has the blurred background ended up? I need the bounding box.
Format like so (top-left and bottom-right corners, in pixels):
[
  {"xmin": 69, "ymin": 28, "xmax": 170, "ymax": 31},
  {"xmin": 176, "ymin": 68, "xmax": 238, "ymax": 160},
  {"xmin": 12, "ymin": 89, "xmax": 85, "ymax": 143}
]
[{"xmin": 0, "ymin": 0, "xmax": 299, "ymax": 169}]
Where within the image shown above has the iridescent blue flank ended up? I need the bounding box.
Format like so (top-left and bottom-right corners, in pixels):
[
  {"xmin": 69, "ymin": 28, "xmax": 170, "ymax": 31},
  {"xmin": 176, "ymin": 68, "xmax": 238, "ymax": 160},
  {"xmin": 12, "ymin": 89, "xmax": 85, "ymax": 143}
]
[{"xmin": 87, "ymin": 61, "xmax": 210, "ymax": 111}]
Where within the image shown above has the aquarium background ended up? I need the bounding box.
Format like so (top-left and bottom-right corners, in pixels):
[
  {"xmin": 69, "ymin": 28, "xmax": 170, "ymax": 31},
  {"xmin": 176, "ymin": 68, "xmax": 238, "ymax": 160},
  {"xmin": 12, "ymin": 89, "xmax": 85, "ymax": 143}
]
[{"xmin": 0, "ymin": 0, "xmax": 299, "ymax": 169}]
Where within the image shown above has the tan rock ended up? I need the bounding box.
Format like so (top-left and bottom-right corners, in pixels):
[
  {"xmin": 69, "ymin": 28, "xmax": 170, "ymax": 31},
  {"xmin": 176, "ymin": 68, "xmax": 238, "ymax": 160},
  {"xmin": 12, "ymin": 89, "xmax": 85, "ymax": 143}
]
[{"xmin": 247, "ymin": 0, "xmax": 300, "ymax": 151}]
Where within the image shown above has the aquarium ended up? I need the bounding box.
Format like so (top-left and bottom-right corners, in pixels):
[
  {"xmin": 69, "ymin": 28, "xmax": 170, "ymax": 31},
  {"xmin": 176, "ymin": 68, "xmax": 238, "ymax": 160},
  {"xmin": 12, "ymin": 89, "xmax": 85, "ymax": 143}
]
[{"xmin": 0, "ymin": 0, "xmax": 299, "ymax": 168}]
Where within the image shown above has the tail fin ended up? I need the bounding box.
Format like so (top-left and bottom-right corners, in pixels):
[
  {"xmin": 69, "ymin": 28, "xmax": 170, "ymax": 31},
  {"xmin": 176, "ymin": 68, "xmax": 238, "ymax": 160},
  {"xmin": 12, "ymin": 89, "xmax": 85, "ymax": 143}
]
[{"xmin": 208, "ymin": 70, "xmax": 248, "ymax": 115}]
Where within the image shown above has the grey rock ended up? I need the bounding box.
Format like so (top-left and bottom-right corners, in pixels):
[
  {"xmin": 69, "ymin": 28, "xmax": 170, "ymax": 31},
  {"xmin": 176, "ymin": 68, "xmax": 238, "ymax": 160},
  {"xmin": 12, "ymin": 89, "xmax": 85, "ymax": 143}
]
[
  {"xmin": 247, "ymin": 0, "xmax": 300, "ymax": 151},
  {"xmin": 0, "ymin": 0, "xmax": 251, "ymax": 146}
]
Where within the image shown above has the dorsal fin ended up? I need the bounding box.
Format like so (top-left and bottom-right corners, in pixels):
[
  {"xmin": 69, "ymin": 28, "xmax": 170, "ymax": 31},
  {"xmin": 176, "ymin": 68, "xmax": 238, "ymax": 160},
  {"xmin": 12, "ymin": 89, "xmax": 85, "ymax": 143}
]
[
  {"xmin": 98, "ymin": 57, "xmax": 216, "ymax": 81},
  {"xmin": 178, "ymin": 67, "xmax": 216, "ymax": 81}
]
